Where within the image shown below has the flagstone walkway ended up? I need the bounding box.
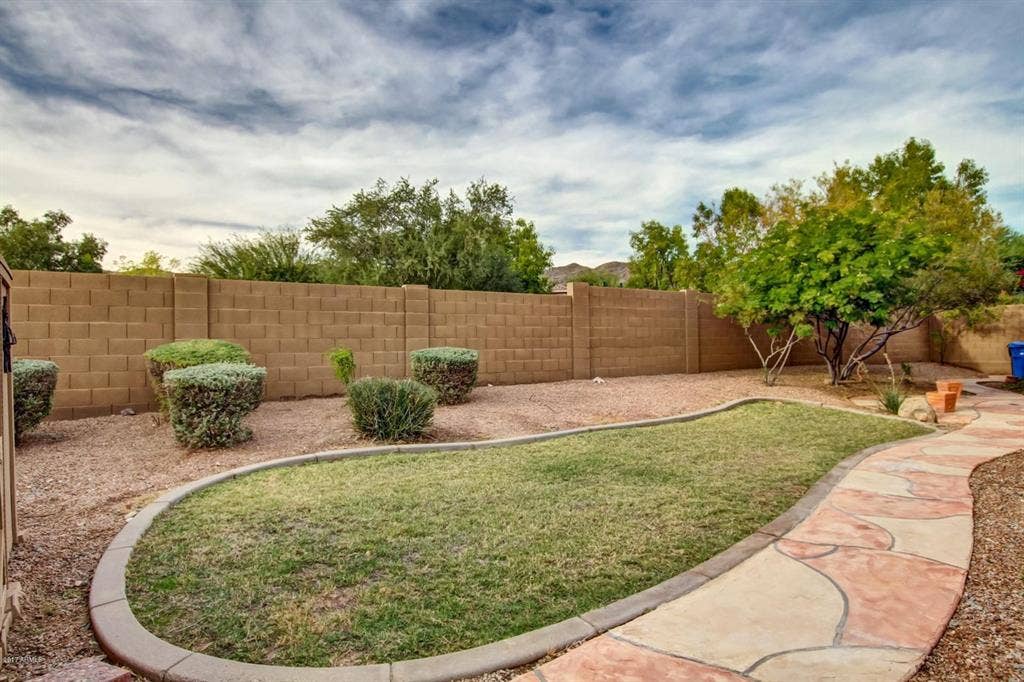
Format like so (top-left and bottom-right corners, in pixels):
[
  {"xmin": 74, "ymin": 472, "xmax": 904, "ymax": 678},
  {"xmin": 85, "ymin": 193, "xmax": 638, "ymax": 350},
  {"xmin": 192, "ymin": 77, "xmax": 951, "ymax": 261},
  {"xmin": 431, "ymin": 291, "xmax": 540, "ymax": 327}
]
[{"xmin": 517, "ymin": 378, "xmax": 1023, "ymax": 681}]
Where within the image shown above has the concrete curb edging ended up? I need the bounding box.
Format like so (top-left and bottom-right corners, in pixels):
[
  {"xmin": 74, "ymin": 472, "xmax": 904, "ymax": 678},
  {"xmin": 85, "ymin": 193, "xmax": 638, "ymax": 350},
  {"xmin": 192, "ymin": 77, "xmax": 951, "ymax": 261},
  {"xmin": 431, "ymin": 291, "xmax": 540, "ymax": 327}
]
[{"xmin": 90, "ymin": 398, "xmax": 941, "ymax": 682}]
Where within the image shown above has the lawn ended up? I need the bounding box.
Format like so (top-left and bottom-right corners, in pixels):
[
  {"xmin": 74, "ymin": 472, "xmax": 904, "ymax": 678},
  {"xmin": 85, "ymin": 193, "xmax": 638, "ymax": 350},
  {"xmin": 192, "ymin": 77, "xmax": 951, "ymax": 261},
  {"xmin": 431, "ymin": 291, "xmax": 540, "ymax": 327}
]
[{"xmin": 126, "ymin": 402, "xmax": 927, "ymax": 666}]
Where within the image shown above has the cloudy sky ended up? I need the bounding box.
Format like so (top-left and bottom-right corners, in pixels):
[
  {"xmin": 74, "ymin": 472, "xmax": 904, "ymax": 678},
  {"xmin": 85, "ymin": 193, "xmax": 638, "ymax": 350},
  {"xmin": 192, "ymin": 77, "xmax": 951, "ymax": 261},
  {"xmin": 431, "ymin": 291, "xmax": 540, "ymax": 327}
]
[{"xmin": 1, "ymin": 0, "xmax": 1021, "ymax": 268}]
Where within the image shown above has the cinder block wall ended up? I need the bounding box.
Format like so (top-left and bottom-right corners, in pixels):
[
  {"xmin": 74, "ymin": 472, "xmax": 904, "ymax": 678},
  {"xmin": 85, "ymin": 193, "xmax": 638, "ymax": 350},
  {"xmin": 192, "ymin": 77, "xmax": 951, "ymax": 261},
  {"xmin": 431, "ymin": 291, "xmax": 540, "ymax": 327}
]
[
  {"xmin": 427, "ymin": 289, "xmax": 572, "ymax": 384},
  {"xmin": 696, "ymin": 293, "xmax": 764, "ymax": 371},
  {"xmin": 9, "ymin": 271, "xmax": 174, "ymax": 419},
  {"xmin": 935, "ymin": 304, "xmax": 1023, "ymax": 374},
  {"xmin": 589, "ymin": 287, "xmax": 688, "ymax": 377},
  {"xmin": 10, "ymin": 269, "xmax": 976, "ymax": 419},
  {"xmin": 206, "ymin": 279, "xmax": 407, "ymax": 401}
]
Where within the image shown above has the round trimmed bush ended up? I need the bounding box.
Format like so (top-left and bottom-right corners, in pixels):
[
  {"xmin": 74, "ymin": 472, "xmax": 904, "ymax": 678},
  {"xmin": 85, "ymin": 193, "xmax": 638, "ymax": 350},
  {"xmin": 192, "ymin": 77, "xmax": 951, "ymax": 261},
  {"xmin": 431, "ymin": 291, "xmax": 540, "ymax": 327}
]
[
  {"xmin": 144, "ymin": 339, "xmax": 251, "ymax": 412},
  {"xmin": 163, "ymin": 362, "xmax": 266, "ymax": 449},
  {"xmin": 409, "ymin": 347, "xmax": 479, "ymax": 405},
  {"xmin": 12, "ymin": 359, "xmax": 59, "ymax": 443},
  {"xmin": 348, "ymin": 377, "xmax": 437, "ymax": 441}
]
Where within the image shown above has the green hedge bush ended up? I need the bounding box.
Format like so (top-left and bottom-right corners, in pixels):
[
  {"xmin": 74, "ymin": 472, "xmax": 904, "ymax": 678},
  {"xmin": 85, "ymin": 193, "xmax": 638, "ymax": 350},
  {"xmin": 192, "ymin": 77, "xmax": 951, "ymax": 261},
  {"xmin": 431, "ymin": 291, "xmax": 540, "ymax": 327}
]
[
  {"xmin": 12, "ymin": 359, "xmax": 59, "ymax": 443},
  {"xmin": 348, "ymin": 377, "xmax": 436, "ymax": 441},
  {"xmin": 409, "ymin": 347, "xmax": 479, "ymax": 404},
  {"xmin": 144, "ymin": 339, "xmax": 251, "ymax": 411},
  {"xmin": 163, "ymin": 362, "xmax": 266, "ymax": 449}
]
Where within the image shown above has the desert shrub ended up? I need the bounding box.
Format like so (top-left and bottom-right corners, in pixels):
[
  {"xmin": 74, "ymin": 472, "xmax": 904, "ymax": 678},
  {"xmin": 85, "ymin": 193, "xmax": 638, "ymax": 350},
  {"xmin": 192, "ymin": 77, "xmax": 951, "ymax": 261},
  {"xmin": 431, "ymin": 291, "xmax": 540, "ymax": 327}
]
[
  {"xmin": 12, "ymin": 359, "xmax": 58, "ymax": 443},
  {"xmin": 163, "ymin": 363, "xmax": 266, "ymax": 448},
  {"xmin": 858, "ymin": 355, "xmax": 907, "ymax": 415},
  {"xmin": 878, "ymin": 388, "xmax": 907, "ymax": 415},
  {"xmin": 327, "ymin": 346, "xmax": 356, "ymax": 386},
  {"xmin": 409, "ymin": 347, "xmax": 478, "ymax": 404},
  {"xmin": 348, "ymin": 377, "xmax": 436, "ymax": 441},
  {"xmin": 900, "ymin": 362, "xmax": 913, "ymax": 384},
  {"xmin": 144, "ymin": 339, "xmax": 250, "ymax": 411}
]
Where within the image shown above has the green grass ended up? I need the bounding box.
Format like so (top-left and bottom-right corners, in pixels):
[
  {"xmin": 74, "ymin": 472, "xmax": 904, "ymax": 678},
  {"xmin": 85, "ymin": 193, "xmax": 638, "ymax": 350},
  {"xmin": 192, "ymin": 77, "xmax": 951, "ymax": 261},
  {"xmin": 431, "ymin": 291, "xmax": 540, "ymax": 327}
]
[{"xmin": 126, "ymin": 402, "xmax": 927, "ymax": 666}]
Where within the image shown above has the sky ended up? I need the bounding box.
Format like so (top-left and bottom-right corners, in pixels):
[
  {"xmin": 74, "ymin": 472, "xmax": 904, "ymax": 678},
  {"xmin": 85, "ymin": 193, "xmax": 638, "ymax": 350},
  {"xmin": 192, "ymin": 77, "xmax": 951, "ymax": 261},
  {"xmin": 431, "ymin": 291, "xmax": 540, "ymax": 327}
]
[{"xmin": 0, "ymin": 0, "xmax": 1022, "ymax": 268}]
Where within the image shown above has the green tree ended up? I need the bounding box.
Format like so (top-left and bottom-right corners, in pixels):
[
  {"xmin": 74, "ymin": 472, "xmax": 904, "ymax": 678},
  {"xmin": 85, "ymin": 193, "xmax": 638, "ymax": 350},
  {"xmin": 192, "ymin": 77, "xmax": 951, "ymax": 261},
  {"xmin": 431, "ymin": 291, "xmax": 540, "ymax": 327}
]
[
  {"xmin": 192, "ymin": 228, "xmax": 324, "ymax": 283},
  {"xmin": 569, "ymin": 269, "xmax": 620, "ymax": 287},
  {"xmin": 714, "ymin": 139, "xmax": 1013, "ymax": 384},
  {"xmin": 688, "ymin": 188, "xmax": 764, "ymax": 290},
  {"xmin": 306, "ymin": 178, "xmax": 554, "ymax": 292},
  {"xmin": 0, "ymin": 205, "xmax": 107, "ymax": 272},
  {"xmin": 113, "ymin": 250, "xmax": 181, "ymax": 276},
  {"xmin": 626, "ymin": 220, "xmax": 693, "ymax": 290},
  {"xmin": 509, "ymin": 219, "xmax": 554, "ymax": 293},
  {"xmin": 997, "ymin": 227, "xmax": 1024, "ymax": 292}
]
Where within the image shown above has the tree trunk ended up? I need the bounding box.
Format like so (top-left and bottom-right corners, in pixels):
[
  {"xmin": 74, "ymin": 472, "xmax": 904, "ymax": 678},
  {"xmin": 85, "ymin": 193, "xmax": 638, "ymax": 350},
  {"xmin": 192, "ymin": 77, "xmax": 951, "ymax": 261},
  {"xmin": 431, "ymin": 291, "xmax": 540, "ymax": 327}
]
[
  {"xmin": 745, "ymin": 326, "xmax": 801, "ymax": 386},
  {"xmin": 836, "ymin": 316, "xmax": 928, "ymax": 381},
  {"xmin": 812, "ymin": 318, "xmax": 849, "ymax": 386}
]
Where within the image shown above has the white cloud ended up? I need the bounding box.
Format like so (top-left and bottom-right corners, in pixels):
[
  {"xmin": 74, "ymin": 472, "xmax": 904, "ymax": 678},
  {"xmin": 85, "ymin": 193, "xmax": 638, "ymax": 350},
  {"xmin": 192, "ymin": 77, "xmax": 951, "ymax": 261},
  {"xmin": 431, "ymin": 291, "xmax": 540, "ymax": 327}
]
[{"xmin": 0, "ymin": 0, "xmax": 1020, "ymax": 269}]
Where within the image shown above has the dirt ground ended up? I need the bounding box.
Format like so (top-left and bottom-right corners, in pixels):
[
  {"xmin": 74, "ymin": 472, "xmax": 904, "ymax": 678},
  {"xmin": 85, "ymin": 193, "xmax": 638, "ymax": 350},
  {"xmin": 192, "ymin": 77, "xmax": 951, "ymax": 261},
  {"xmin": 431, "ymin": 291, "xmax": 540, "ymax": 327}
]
[
  {"xmin": 911, "ymin": 450, "xmax": 1024, "ymax": 682},
  {"xmin": 3, "ymin": 363, "xmax": 983, "ymax": 680}
]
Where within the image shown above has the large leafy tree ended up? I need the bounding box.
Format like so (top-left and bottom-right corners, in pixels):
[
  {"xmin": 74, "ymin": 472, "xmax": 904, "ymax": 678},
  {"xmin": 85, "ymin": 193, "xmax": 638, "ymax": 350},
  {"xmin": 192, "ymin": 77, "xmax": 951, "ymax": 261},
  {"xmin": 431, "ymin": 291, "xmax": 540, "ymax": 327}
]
[
  {"xmin": 715, "ymin": 139, "xmax": 1013, "ymax": 384},
  {"xmin": 0, "ymin": 205, "xmax": 107, "ymax": 272},
  {"xmin": 625, "ymin": 220, "xmax": 693, "ymax": 290},
  {"xmin": 192, "ymin": 228, "xmax": 325, "ymax": 283},
  {"xmin": 997, "ymin": 227, "xmax": 1024, "ymax": 292},
  {"xmin": 688, "ymin": 188, "xmax": 764, "ymax": 291},
  {"xmin": 113, "ymin": 250, "xmax": 181, "ymax": 276},
  {"xmin": 306, "ymin": 178, "xmax": 553, "ymax": 292},
  {"xmin": 509, "ymin": 219, "xmax": 554, "ymax": 293}
]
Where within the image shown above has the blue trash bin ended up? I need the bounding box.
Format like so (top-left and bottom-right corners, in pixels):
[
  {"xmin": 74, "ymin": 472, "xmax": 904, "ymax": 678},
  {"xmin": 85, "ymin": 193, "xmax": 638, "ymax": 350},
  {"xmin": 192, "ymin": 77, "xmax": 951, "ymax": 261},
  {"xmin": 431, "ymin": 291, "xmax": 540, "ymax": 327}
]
[{"xmin": 1010, "ymin": 341, "xmax": 1024, "ymax": 379}]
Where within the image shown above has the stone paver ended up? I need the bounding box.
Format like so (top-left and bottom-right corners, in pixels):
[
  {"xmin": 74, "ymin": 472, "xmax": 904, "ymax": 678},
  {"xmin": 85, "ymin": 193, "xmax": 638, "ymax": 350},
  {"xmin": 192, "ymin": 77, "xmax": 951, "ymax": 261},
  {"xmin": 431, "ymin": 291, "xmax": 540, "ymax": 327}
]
[
  {"xmin": 750, "ymin": 646, "xmax": 922, "ymax": 681},
  {"xmin": 530, "ymin": 636, "xmax": 747, "ymax": 681},
  {"xmin": 519, "ymin": 378, "xmax": 1022, "ymax": 681}
]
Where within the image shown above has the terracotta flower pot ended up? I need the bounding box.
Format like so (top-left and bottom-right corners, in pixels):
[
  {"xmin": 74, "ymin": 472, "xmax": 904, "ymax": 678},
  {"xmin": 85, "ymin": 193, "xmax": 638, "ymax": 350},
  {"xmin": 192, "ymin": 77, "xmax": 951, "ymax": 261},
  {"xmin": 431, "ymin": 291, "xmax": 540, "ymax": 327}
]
[
  {"xmin": 926, "ymin": 390, "xmax": 957, "ymax": 413},
  {"xmin": 935, "ymin": 380, "xmax": 963, "ymax": 398}
]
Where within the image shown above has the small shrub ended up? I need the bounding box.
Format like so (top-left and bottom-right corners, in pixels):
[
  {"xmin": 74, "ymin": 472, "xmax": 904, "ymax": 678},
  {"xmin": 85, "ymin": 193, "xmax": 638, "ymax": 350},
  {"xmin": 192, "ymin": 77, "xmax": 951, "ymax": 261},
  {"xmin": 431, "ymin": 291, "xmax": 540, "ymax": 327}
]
[
  {"xmin": 326, "ymin": 346, "xmax": 356, "ymax": 386},
  {"xmin": 877, "ymin": 388, "xmax": 907, "ymax": 415},
  {"xmin": 163, "ymin": 363, "xmax": 266, "ymax": 448},
  {"xmin": 900, "ymin": 362, "xmax": 913, "ymax": 384},
  {"xmin": 348, "ymin": 377, "xmax": 436, "ymax": 441},
  {"xmin": 144, "ymin": 339, "xmax": 250, "ymax": 411},
  {"xmin": 409, "ymin": 347, "xmax": 479, "ymax": 405},
  {"xmin": 12, "ymin": 359, "xmax": 58, "ymax": 443},
  {"xmin": 858, "ymin": 354, "xmax": 907, "ymax": 415}
]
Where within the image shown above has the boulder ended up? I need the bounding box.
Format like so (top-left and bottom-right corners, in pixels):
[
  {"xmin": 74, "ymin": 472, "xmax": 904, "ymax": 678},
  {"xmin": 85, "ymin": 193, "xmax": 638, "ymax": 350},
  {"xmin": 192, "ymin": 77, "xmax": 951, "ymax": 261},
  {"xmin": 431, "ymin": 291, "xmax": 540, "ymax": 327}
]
[{"xmin": 898, "ymin": 395, "xmax": 937, "ymax": 423}]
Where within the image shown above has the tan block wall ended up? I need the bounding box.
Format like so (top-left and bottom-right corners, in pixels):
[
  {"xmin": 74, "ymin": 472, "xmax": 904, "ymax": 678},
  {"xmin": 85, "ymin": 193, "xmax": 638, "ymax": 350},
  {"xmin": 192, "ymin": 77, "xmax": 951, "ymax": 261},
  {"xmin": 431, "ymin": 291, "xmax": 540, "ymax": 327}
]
[
  {"xmin": 207, "ymin": 279, "xmax": 407, "ymax": 400},
  {"xmin": 427, "ymin": 289, "xmax": 572, "ymax": 384},
  {"xmin": 9, "ymin": 270, "xmax": 174, "ymax": 419},
  {"xmin": 937, "ymin": 305, "xmax": 1023, "ymax": 374},
  {"xmin": 10, "ymin": 268, "xmax": 1007, "ymax": 419},
  {"xmin": 696, "ymin": 293, "xmax": 764, "ymax": 371},
  {"xmin": 589, "ymin": 287, "xmax": 688, "ymax": 377}
]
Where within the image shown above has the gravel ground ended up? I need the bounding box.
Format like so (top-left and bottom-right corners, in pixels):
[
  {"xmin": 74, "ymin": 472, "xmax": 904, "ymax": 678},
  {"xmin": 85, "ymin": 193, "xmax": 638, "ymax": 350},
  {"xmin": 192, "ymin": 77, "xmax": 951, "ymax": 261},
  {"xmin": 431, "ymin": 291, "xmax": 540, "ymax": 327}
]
[
  {"xmin": 912, "ymin": 450, "xmax": 1024, "ymax": 682},
  {"xmin": 3, "ymin": 363, "xmax": 981, "ymax": 680}
]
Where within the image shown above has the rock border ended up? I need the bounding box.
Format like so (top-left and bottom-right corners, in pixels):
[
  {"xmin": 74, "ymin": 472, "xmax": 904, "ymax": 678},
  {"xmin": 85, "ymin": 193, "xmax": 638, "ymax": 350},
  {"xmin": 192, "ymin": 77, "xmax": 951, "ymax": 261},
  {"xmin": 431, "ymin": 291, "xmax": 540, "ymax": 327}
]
[{"xmin": 90, "ymin": 398, "xmax": 941, "ymax": 682}]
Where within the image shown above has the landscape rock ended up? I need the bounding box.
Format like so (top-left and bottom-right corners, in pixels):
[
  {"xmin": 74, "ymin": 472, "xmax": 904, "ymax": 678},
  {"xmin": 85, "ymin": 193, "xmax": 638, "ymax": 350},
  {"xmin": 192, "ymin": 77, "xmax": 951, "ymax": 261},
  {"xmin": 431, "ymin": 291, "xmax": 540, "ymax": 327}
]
[{"xmin": 898, "ymin": 396, "xmax": 937, "ymax": 423}]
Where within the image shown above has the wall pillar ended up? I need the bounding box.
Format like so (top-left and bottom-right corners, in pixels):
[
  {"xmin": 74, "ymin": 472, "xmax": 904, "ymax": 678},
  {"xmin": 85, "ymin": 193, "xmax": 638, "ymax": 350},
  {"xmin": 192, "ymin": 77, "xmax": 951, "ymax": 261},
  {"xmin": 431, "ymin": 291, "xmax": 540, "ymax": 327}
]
[
  {"xmin": 567, "ymin": 281, "xmax": 592, "ymax": 379},
  {"xmin": 684, "ymin": 289, "xmax": 700, "ymax": 373},
  {"xmin": 403, "ymin": 284, "xmax": 430, "ymax": 376},
  {"xmin": 172, "ymin": 274, "xmax": 209, "ymax": 340}
]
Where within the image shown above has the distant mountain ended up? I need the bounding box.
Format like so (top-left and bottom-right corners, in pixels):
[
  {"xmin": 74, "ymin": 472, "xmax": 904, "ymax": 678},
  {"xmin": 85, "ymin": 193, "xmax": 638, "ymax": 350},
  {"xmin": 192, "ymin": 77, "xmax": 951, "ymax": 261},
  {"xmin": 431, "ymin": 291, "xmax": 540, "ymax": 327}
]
[{"xmin": 545, "ymin": 261, "xmax": 630, "ymax": 292}]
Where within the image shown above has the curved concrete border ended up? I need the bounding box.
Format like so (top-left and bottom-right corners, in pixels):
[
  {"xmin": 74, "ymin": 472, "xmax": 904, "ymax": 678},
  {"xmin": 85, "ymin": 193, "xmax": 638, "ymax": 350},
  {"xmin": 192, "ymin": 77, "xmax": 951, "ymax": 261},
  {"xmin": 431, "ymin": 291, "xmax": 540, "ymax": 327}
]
[{"xmin": 90, "ymin": 398, "xmax": 941, "ymax": 682}]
